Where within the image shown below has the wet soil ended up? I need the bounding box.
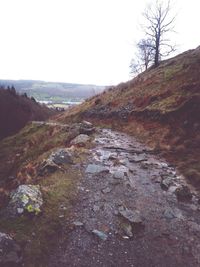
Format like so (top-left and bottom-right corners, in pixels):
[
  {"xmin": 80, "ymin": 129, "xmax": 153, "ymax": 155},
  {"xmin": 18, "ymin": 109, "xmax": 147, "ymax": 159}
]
[{"xmin": 49, "ymin": 129, "xmax": 200, "ymax": 267}]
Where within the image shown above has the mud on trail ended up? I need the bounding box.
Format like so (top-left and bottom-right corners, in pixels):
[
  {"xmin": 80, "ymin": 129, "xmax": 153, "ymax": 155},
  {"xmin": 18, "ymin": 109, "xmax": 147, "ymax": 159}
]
[{"xmin": 49, "ymin": 129, "xmax": 200, "ymax": 267}]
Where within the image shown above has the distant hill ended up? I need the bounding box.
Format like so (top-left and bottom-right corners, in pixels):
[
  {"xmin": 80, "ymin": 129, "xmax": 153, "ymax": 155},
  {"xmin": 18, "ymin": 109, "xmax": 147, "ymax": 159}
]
[
  {"xmin": 56, "ymin": 46, "xmax": 200, "ymax": 186},
  {"xmin": 0, "ymin": 87, "xmax": 56, "ymax": 140},
  {"xmin": 0, "ymin": 80, "xmax": 106, "ymax": 103}
]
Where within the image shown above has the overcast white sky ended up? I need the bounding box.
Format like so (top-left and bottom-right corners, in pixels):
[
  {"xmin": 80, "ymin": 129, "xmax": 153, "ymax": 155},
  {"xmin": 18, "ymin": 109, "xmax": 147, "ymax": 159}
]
[{"xmin": 0, "ymin": 0, "xmax": 199, "ymax": 85}]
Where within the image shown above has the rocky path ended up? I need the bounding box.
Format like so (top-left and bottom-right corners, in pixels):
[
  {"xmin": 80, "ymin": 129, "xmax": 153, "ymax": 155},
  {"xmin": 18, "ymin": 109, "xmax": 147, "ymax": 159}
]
[{"xmin": 49, "ymin": 128, "xmax": 200, "ymax": 267}]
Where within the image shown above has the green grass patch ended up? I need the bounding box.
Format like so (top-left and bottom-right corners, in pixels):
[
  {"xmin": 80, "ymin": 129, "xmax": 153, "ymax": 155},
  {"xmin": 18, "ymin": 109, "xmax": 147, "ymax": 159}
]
[{"xmin": 164, "ymin": 64, "xmax": 183, "ymax": 81}]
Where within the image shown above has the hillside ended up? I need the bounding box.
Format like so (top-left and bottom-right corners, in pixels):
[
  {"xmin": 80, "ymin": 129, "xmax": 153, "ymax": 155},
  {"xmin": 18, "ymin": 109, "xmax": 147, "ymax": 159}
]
[
  {"xmin": 0, "ymin": 79, "xmax": 105, "ymax": 103},
  {"xmin": 55, "ymin": 46, "xmax": 200, "ymax": 186},
  {"xmin": 0, "ymin": 47, "xmax": 200, "ymax": 266},
  {"xmin": 0, "ymin": 87, "xmax": 56, "ymax": 140}
]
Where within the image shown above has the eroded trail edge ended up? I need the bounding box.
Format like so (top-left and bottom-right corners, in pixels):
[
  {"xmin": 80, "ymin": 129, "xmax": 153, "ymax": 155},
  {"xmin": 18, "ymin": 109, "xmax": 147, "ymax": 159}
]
[{"xmin": 49, "ymin": 128, "xmax": 200, "ymax": 267}]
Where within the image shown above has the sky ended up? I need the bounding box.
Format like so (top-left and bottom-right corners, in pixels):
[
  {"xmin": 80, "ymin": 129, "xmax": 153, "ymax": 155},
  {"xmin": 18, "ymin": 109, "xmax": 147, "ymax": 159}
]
[{"xmin": 0, "ymin": 0, "xmax": 200, "ymax": 85}]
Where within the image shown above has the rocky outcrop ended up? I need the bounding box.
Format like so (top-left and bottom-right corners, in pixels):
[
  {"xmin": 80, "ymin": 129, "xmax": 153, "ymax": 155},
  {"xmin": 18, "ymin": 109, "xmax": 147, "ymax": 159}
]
[
  {"xmin": 8, "ymin": 185, "xmax": 43, "ymax": 217},
  {"xmin": 0, "ymin": 232, "xmax": 22, "ymax": 266}
]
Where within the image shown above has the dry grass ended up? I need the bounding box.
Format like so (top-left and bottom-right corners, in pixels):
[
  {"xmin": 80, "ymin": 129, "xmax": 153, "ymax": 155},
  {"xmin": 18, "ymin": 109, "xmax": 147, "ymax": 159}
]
[
  {"xmin": 54, "ymin": 47, "xmax": 200, "ymax": 186},
  {"xmin": 0, "ymin": 120, "xmax": 92, "ymax": 266}
]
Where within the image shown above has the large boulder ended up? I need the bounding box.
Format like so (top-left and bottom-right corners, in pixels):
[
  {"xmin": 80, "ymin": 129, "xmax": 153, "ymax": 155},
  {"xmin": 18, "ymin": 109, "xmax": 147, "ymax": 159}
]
[
  {"xmin": 48, "ymin": 148, "xmax": 73, "ymax": 165},
  {"xmin": 38, "ymin": 148, "xmax": 73, "ymax": 175},
  {"xmin": 8, "ymin": 185, "xmax": 43, "ymax": 217},
  {"xmin": 0, "ymin": 232, "xmax": 22, "ymax": 266},
  {"xmin": 70, "ymin": 134, "xmax": 90, "ymax": 147}
]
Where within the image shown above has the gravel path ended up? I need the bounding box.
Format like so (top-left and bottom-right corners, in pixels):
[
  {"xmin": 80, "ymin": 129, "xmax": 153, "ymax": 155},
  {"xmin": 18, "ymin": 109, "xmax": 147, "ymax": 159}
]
[{"xmin": 49, "ymin": 128, "xmax": 200, "ymax": 267}]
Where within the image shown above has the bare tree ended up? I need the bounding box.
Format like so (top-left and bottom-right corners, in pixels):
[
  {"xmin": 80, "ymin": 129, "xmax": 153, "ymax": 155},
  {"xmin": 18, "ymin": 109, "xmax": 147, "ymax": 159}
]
[
  {"xmin": 138, "ymin": 39, "xmax": 154, "ymax": 70},
  {"xmin": 143, "ymin": 0, "xmax": 176, "ymax": 67},
  {"xmin": 130, "ymin": 38, "xmax": 153, "ymax": 76},
  {"xmin": 129, "ymin": 58, "xmax": 143, "ymax": 76}
]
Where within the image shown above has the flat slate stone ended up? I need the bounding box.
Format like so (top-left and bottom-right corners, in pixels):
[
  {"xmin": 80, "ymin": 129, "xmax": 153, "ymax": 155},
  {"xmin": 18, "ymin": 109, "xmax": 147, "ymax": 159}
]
[
  {"xmin": 102, "ymin": 187, "xmax": 112, "ymax": 194},
  {"xmin": 85, "ymin": 164, "xmax": 109, "ymax": 174},
  {"xmin": 113, "ymin": 171, "xmax": 125, "ymax": 179}
]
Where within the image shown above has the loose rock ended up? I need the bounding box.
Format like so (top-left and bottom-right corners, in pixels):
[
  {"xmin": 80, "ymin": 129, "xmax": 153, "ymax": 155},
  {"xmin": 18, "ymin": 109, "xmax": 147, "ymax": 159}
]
[
  {"xmin": 128, "ymin": 154, "xmax": 147, "ymax": 163},
  {"xmin": 113, "ymin": 171, "xmax": 125, "ymax": 180},
  {"xmin": 92, "ymin": 230, "xmax": 108, "ymax": 241},
  {"xmin": 85, "ymin": 164, "xmax": 109, "ymax": 174},
  {"xmin": 121, "ymin": 222, "xmax": 133, "ymax": 238},
  {"xmin": 163, "ymin": 207, "xmax": 183, "ymax": 220},
  {"xmin": 160, "ymin": 177, "xmax": 173, "ymax": 191},
  {"xmin": 73, "ymin": 221, "xmax": 84, "ymax": 227},
  {"xmin": 118, "ymin": 206, "xmax": 143, "ymax": 224},
  {"xmin": 102, "ymin": 187, "xmax": 112, "ymax": 194}
]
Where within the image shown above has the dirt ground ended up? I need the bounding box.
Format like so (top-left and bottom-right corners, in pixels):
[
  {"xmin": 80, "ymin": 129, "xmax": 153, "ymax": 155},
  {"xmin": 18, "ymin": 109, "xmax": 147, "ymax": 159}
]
[{"xmin": 48, "ymin": 128, "xmax": 200, "ymax": 267}]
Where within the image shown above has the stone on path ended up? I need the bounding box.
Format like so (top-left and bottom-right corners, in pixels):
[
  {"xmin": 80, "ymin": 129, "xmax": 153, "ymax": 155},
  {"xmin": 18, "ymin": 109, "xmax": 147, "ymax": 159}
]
[
  {"xmin": 113, "ymin": 171, "xmax": 126, "ymax": 180},
  {"xmin": 163, "ymin": 207, "xmax": 183, "ymax": 220},
  {"xmin": 160, "ymin": 177, "xmax": 174, "ymax": 191},
  {"xmin": 92, "ymin": 230, "xmax": 108, "ymax": 241},
  {"xmin": 121, "ymin": 222, "xmax": 133, "ymax": 238},
  {"xmin": 118, "ymin": 206, "xmax": 144, "ymax": 226},
  {"xmin": 102, "ymin": 187, "xmax": 112, "ymax": 194},
  {"xmin": 73, "ymin": 221, "xmax": 84, "ymax": 227},
  {"xmin": 85, "ymin": 164, "xmax": 109, "ymax": 174}
]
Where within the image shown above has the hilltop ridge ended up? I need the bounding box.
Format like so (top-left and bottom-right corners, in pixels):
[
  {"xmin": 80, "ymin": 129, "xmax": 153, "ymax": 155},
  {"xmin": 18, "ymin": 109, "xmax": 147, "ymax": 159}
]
[{"xmin": 0, "ymin": 79, "xmax": 106, "ymax": 103}]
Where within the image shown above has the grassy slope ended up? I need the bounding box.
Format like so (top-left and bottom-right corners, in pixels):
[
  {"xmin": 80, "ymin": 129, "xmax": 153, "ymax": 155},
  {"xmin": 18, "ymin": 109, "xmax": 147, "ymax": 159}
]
[
  {"xmin": 55, "ymin": 47, "xmax": 200, "ymax": 186},
  {"xmin": 0, "ymin": 122, "xmax": 92, "ymax": 266},
  {"xmin": 0, "ymin": 46, "xmax": 199, "ymax": 265}
]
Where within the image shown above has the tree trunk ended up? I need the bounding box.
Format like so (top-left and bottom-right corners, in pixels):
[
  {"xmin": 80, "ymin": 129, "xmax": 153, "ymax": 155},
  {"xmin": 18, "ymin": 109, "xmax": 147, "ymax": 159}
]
[{"xmin": 154, "ymin": 34, "xmax": 160, "ymax": 67}]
